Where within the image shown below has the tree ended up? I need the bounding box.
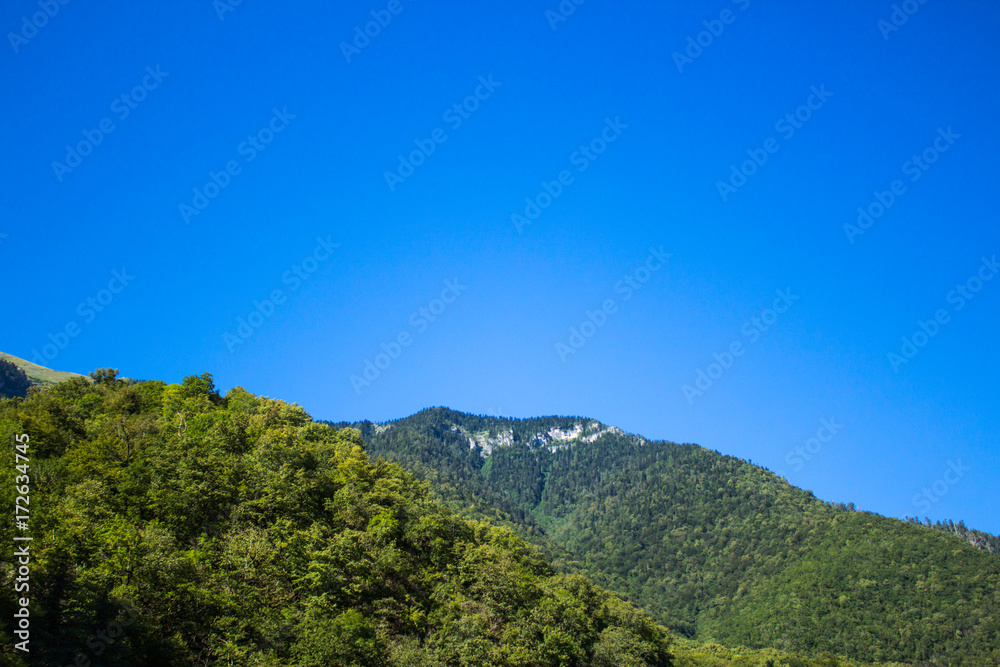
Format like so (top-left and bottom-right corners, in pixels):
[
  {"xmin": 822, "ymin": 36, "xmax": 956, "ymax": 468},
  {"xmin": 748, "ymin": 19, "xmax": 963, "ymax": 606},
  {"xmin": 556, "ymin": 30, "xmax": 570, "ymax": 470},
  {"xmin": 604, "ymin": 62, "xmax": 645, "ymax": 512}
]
[
  {"xmin": 182, "ymin": 372, "xmax": 222, "ymax": 404},
  {"xmin": 90, "ymin": 367, "xmax": 121, "ymax": 386}
]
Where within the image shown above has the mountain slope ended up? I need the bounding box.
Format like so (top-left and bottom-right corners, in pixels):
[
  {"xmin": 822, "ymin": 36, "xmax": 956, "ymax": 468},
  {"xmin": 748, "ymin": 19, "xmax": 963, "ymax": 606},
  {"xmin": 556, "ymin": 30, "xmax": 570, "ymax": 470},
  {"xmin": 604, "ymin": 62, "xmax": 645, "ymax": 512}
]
[
  {"xmin": 0, "ymin": 351, "xmax": 87, "ymax": 389},
  {"xmin": 0, "ymin": 374, "xmax": 677, "ymax": 666},
  {"xmin": 333, "ymin": 408, "xmax": 1000, "ymax": 666},
  {"xmin": 905, "ymin": 516, "xmax": 1000, "ymax": 555}
]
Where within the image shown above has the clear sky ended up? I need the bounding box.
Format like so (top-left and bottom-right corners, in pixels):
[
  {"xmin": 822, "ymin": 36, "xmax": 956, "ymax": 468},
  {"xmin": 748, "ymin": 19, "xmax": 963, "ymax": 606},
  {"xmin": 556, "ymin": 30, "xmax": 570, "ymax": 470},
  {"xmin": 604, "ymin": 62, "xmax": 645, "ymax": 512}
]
[{"xmin": 2, "ymin": 1, "xmax": 998, "ymax": 534}]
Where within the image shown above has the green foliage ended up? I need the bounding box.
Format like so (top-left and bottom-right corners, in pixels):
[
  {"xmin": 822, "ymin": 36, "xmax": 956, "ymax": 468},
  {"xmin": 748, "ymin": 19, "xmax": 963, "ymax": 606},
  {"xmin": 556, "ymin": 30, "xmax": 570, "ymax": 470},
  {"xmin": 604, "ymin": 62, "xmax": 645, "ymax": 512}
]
[
  {"xmin": 89, "ymin": 367, "xmax": 121, "ymax": 386},
  {"xmin": 904, "ymin": 516, "xmax": 1000, "ymax": 555},
  {"xmin": 341, "ymin": 409, "xmax": 1000, "ymax": 666},
  {"xmin": 0, "ymin": 377, "xmax": 675, "ymax": 666}
]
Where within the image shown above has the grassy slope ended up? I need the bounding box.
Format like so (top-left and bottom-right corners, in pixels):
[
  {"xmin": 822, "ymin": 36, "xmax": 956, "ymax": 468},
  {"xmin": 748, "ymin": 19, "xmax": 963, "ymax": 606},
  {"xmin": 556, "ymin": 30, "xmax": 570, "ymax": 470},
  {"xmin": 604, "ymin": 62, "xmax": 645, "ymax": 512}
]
[{"xmin": 0, "ymin": 351, "xmax": 87, "ymax": 388}]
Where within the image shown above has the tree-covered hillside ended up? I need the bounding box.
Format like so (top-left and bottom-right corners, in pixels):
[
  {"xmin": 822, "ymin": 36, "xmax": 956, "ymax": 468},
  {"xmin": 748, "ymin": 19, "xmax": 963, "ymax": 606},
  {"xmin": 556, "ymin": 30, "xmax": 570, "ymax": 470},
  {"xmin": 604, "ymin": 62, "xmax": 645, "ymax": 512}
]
[
  {"xmin": 1, "ymin": 374, "xmax": 677, "ymax": 666},
  {"xmin": 904, "ymin": 517, "xmax": 1000, "ymax": 555},
  {"xmin": 336, "ymin": 408, "xmax": 1000, "ymax": 666},
  {"xmin": 1, "ymin": 376, "xmax": 983, "ymax": 666}
]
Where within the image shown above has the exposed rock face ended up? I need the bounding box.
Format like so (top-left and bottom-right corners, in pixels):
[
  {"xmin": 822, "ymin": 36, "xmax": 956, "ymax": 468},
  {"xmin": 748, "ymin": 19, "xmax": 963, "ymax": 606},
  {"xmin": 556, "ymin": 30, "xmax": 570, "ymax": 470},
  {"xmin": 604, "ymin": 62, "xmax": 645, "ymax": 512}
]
[{"xmin": 446, "ymin": 420, "xmax": 628, "ymax": 457}]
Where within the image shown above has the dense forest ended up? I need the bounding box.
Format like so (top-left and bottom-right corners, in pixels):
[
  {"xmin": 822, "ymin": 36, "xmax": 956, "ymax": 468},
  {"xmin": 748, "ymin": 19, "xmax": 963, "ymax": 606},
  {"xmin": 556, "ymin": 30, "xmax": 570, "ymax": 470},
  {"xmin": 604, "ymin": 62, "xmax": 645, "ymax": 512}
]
[
  {"xmin": 1, "ymin": 373, "xmax": 676, "ymax": 665},
  {"xmin": 1, "ymin": 372, "xmax": 993, "ymax": 665},
  {"xmin": 904, "ymin": 517, "xmax": 1000, "ymax": 555},
  {"xmin": 337, "ymin": 408, "xmax": 1000, "ymax": 666}
]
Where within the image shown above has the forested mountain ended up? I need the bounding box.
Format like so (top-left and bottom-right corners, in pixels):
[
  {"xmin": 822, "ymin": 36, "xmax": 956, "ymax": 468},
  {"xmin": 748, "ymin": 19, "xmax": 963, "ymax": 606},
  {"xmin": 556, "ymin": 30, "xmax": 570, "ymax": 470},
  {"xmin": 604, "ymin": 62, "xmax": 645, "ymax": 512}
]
[
  {"xmin": 332, "ymin": 408, "xmax": 1000, "ymax": 666},
  {"xmin": 0, "ymin": 373, "xmax": 676, "ymax": 666},
  {"xmin": 904, "ymin": 517, "xmax": 1000, "ymax": 555},
  {"xmin": 3, "ymin": 370, "xmax": 994, "ymax": 666}
]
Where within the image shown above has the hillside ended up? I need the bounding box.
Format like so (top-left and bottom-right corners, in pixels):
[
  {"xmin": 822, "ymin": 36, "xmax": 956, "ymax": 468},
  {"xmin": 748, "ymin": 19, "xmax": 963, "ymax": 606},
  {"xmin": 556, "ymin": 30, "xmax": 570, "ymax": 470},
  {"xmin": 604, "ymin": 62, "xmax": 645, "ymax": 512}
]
[
  {"xmin": 905, "ymin": 517, "xmax": 1000, "ymax": 555},
  {"xmin": 0, "ymin": 371, "xmax": 681, "ymax": 665},
  {"xmin": 0, "ymin": 351, "xmax": 87, "ymax": 390},
  {"xmin": 0, "ymin": 372, "xmax": 917, "ymax": 667},
  {"xmin": 333, "ymin": 408, "xmax": 1000, "ymax": 666}
]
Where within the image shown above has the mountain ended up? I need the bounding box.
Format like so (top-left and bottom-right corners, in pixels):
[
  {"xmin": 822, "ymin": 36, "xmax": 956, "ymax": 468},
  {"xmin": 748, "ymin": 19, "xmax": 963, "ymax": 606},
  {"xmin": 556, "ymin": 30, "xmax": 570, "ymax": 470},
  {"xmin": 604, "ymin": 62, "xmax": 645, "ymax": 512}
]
[
  {"xmin": 0, "ymin": 371, "xmax": 680, "ymax": 665},
  {"xmin": 0, "ymin": 351, "xmax": 87, "ymax": 391},
  {"xmin": 332, "ymin": 408, "xmax": 1000, "ymax": 666},
  {"xmin": 4, "ymin": 363, "xmax": 994, "ymax": 666},
  {"xmin": 1, "ymin": 370, "xmax": 916, "ymax": 667}
]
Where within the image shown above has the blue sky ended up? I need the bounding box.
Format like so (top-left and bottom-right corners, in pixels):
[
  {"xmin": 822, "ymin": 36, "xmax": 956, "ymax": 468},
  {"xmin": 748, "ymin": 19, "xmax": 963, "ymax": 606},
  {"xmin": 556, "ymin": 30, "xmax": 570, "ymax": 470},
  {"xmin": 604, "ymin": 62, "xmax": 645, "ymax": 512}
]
[{"xmin": 2, "ymin": 0, "xmax": 998, "ymax": 534}]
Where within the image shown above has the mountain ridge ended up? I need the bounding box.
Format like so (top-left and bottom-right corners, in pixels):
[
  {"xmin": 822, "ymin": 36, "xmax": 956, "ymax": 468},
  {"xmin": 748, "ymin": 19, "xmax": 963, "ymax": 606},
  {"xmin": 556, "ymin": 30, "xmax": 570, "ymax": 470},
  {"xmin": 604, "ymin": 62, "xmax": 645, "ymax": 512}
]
[
  {"xmin": 344, "ymin": 406, "xmax": 998, "ymax": 546},
  {"xmin": 331, "ymin": 406, "xmax": 1000, "ymax": 665},
  {"xmin": 2, "ymin": 370, "xmax": 921, "ymax": 667},
  {"xmin": 4, "ymin": 359, "xmax": 997, "ymax": 665}
]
